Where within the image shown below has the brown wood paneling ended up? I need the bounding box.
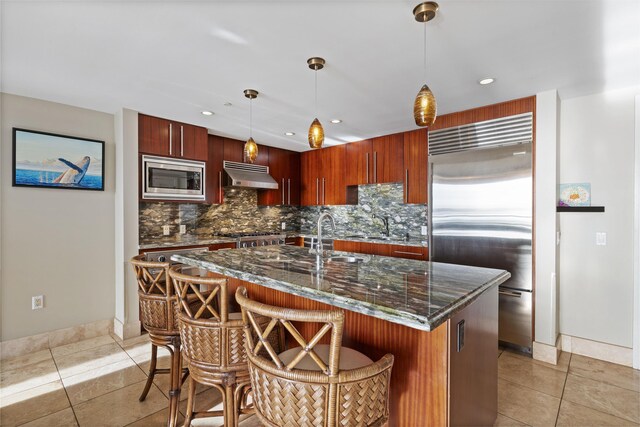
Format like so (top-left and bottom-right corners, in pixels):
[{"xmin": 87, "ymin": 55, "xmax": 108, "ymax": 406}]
[
  {"xmin": 321, "ymin": 145, "xmax": 346, "ymax": 205},
  {"xmin": 372, "ymin": 133, "xmax": 404, "ymax": 184},
  {"xmin": 254, "ymin": 145, "xmax": 269, "ymax": 166},
  {"xmin": 403, "ymin": 129, "xmax": 428, "ymax": 204},
  {"xmin": 209, "ymin": 242, "xmax": 236, "ymax": 251},
  {"xmin": 258, "ymin": 147, "xmax": 283, "ymax": 206},
  {"xmin": 287, "ymin": 151, "xmax": 301, "ymax": 206},
  {"xmin": 333, "ymin": 240, "xmax": 361, "ymax": 253},
  {"xmin": 449, "ymin": 286, "xmax": 498, "ymax": 427},
  {"xmin": 223, "ymin": 138, "xmax": 245, "ymax": 163},
  {"xmin": 207, "ymin": 135, "xmax": 224, "ymax": 204},
  {"xmin": 138, "ymin": 114, "xmax": 171, "ymax": 156},
  {"xmin": 345, "ymin": 139, "xmax": 372, "ymax": 186},
  {"xmin": 429, "ymin": 96, "xmax": 536, "ymax": 131},
  {"xmin": 300, "ymin": 150, "xmax": 319, "ymax": 206},
  {"xmin": 389, "ymin": 244, "xmax": 428, "ymax": 261},
  {"xmin": 179, "ymin": 124, "xmax": 208, "ymax": 161},
  {"xmin": 229, "ymin": 279, "xmax": 450, "ymax": 427}
]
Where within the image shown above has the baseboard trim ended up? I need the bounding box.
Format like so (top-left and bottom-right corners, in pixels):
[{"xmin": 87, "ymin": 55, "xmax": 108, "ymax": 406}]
[
  {"xmin": 560, "ymin": 334, "xmax": 633, "ymax": 367},
  {"xmin": 112, "ymin": 318, "xmax": 141, "ymax": 341},
  {"xmin": 532, "ymin": 339, "xmax": 560, "ymax": 365},
  {"xmin": 0, "ymin": 318, "xmax": 112, "ymax": 360}
]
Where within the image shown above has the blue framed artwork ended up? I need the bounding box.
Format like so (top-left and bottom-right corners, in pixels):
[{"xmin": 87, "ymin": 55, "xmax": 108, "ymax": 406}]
[
  {"xmin": 558, "ymin": 183, "xmax": 591, "ymax": 207},
  {"xmin": 12, "ymin": 128, "xmax": 104, "ymax": 191}
]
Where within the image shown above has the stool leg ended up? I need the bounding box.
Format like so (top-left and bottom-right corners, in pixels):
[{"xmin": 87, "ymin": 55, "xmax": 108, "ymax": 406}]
[
  {"xmin": 139, "ymin": 343, "xmax": 158, "ymax": 402},
  {"xmin": 224, "ymin": 384, "xmax": 236, "ymax": 427},
  {"xmin": 167, "ymin": 344, "xmax": 181, "ymax": 427},
  {"xmin": 182, "ymin": 376, "xmax": 196, "ymax": 427}
]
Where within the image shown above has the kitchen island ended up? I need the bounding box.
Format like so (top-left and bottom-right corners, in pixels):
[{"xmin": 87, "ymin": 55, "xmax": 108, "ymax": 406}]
[{"xmin": 174, "ymin": 245, "xmax": 510, "ymax": 426}]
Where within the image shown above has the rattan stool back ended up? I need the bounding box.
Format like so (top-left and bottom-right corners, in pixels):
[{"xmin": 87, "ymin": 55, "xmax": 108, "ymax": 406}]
[{"xmin": 236, "ymin": 286, "xmax": 394, "ymax": 427}]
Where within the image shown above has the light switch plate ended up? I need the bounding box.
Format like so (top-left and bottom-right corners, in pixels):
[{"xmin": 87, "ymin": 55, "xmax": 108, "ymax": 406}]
[
  {"xmin": 179, "ymin": 225, "xmax": 186, "ymax": 234},
  {"xmin": 162, "ymin": 225, "xmax": 170, "ymax": 236},
  {"xmin": 281, "ymin": 222, "xmax": 286, "ymax": 230},
  {"xmin": 421, "ymin": 226, "xmax": 427, "ymax": 235},
  {"xmin": 596, "ymin": 232, "xmax": 607, "ymax": 246},
  {"xmin": 32, "ymin": 295, "xmax": 44, "ymax": 310}
]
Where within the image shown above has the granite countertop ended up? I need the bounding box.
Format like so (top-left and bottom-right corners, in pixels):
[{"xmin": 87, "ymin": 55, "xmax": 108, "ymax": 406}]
[
  {"xmin": 296, "ymin": 233, "xmax": 428, "ymax": 248},
  {"xmin": 139, "ymin": 236, "xmax": 236, "ymax": 250},
  {"xmin": 173, "ymin": 245, "xmax": 509, "ymax": 331}
]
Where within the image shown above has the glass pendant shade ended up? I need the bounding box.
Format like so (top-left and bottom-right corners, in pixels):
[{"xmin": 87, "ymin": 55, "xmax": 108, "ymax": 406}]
[
  {"xmin": 244, "ymin": 137, "xmax": 258, "ymax": 163},
  {"xmin": 413, "ymin": 84, "xmax": 437, "ymax": 127},
  {"xmin": 308, "ymin": 118, "xmax": 324, "ymax": 149}
]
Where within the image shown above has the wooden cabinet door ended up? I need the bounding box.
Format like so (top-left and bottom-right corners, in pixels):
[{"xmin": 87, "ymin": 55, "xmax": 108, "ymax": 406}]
[
  {"xmin": 258, "ymin": 147, "xmax": 283, "ymax": 206},
  {"xmin": 206, "ymin": 135, "xmax": 224, "ymax": 204},
  {"xmin": 179, "ymin": 124, "xmax": 208, "ymax": 161},
  {"xmin": 320, "ymin": 145, "xmax": 346, "ymax": 205},
  {"xmin": 255, "ymin": 145, "xmax": 269, "ymax": 166},
  {"xmin": 372, "ymin": 133, "xmax": 404, "ymax": 184},
  {"xmin": 139, "ymin": 114, "xmax": 171, "ymax": 156},
  {"xmin": 360, "ymin": 242, "xmax": 392, "ymax": 256},
  {"xmin": 223, "ymin": 138, "xmax": 245, "ymax": 163},
  {"xmin": 388, "ymin": 244, "xmax": 428, "ymax": 260},
  {"xmin": 345, "ymin": 139, "xmax": 372, "ymax": 186},
  {"xmin": 300, "ymin": 150, "xmax": 320, "ymax": 206},
  {"xmin": 334, "ymin": 240, "xmax": 361, "ymax": 253},
  {"xmin": 286, "ymin": 150, "xmax": 301, "ymax": 206},
  {"xmin": 403, "ymin": 129, "xmax": 428, "ymax": 204}
]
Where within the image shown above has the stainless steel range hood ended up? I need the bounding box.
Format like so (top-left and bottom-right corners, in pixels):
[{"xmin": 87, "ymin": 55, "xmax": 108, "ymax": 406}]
[{"xmin": 223, "ymin": 161, "xmax": 278, "ymax": 190}]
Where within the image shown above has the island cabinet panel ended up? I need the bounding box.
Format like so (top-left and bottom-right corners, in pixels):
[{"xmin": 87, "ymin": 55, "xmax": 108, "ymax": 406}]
[
  {"xmin": 388, "ymin": 244, "xmax": 428, "ymax": 260},
  {"xmin": 138, "ymin": 114, "xmax": 208, "ymax": 161},
  {"xmin": 207, "ymin": 135, "xmax": 225, "ymax": 204},
  {"xmin": 371, "ymin": 133, "xmax": 404, "ymax": 184},
  {"xmin": 334, "ymin": 240, "xmax": 427, "ymax": 259},
  {"xmin": 403, "ymin": 128, "xmax": 428, "ymax": 204},
  {"xmin": 345, "ymin": 139, "xmax": 372, "ymax": 186},
  {"xmin": 226, "ymin": 278, "xmax": 450, "ymax": 427}
]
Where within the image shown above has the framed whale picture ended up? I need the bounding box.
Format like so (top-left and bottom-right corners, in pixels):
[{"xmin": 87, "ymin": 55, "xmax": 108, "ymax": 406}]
[{"xmin": 12, "ymin": 128, "xmax": 104, "ymax": 191}]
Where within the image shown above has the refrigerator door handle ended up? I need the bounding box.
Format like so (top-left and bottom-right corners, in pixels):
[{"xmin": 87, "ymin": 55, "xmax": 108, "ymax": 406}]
[{"xmin": 499, "ymin": 289, "xmax": 523, "ymax": 298}]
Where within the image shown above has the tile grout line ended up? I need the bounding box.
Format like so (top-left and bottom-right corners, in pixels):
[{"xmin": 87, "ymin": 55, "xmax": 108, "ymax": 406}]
[
  {"xmin": 554, "ymin": 352, "xmax": 571, "ymax": 427},
  {"xmin": 48, "ymin": 348, "xmax": 82, "ymax": 427}
]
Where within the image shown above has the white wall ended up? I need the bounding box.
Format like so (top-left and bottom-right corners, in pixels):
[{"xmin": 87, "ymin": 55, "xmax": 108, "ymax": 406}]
[
  {"xmin": 535, "ymin": 90, "xmax": 560, "ymax": 346},
  {"xmin": 0, "ymin": 93, "xmax": 115, "ymax": 340},
  {"xmin": 559, "ymin": 86, "xmax": 639, "ymax": 348}
]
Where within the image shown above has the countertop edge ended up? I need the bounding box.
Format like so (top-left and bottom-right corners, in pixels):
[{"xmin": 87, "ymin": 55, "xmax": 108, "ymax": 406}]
[{"xmin": 172, "ymin": 253, "xmax": 509, "ymax": 332}]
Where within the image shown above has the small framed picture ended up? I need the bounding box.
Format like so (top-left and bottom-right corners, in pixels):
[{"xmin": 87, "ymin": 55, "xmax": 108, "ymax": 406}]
[
  {"xmin": 558, "ymin": 183, "xmax": 591, "ymax": 207},
  {"xmin": 12, "ymin": 128, "xmax": 104, "ymax": 191}
]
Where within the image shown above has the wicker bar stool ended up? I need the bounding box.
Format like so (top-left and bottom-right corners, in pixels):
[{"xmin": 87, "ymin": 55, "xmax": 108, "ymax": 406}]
[
  {"xmin": 236, "ymin": 286, "xmax": 395, "ymax": 427},
  {"xmin": 130, "ymin": 255, "xmax": 187, "ymax": 427},
  {"xmin": 169, "ymin": 266, "xmax": 282, "ymax": 427}
]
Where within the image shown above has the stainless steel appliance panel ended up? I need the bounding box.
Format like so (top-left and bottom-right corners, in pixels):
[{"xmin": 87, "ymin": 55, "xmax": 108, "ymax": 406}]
[
  {"xmin": 498, "ymin": 287, "xmax": 533, "ymax": 349},
  {"xmin": 142, "ymin": 155, "xmax": 206, "ymax": 201},
  {"xmin": 429, "ymin": 144, "xmax": 532, "ymax": 292}
]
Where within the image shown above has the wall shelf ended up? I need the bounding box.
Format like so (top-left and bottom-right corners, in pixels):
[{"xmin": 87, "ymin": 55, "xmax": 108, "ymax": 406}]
[{"xmin": 556, "ymin": 206, "xmax": 605, "ymax": 213}]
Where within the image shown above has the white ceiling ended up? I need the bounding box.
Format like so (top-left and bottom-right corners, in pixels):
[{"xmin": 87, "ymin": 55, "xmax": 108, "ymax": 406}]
[{"xmin": 2, "ymin": 1, "xmax": 639, "ymax": 152}]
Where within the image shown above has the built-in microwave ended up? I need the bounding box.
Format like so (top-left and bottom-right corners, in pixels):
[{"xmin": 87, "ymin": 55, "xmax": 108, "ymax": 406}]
[{"xmin": 142, "ymin": 155, "xmax": 206, "ymax": 201}]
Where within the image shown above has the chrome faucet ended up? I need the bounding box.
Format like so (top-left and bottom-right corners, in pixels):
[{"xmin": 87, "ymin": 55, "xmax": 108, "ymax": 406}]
[
  {"xmin": 315, "ymin": 212, "xmax": 336, "ymax": 255},
  {"xmin": 372, "ymin": 213, "xmax": 390, "ymax": 237}
]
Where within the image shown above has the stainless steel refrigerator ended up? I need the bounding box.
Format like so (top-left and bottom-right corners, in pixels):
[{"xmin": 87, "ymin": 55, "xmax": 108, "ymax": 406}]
[{"xmin": 428, "ymin": 143, "xmax": 533, "ymax": 352}]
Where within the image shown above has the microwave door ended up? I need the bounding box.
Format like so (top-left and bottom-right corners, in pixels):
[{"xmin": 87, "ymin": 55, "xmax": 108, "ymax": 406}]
[{"xmin": 142, "ymin": 156, "xmax": 206, "ymax": 200}]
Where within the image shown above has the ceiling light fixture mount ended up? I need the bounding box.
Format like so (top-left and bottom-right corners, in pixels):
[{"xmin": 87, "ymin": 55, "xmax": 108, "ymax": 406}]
[
  {"xmin": 201, "ymin": 110, "xmax": 213, "ymax": 116},
  {"xmin": 285, "ymin": 132, "xmax": 295, "ymax": 136},
  {"xmin": 330, "ymin": 119, "xmax": 342, "ymax": 124},
  {"xmin": 307, "ymin": 57, "xmax": 326, "ymax": 149},
  {"xmin": 413, "ymin": 2, "xmax": 438, "ymax": 128},
  {"xmin": 479, "ymin": 78, "xmax": 495, "ymax": 85},
  {"xmin": 243, "ymin": 89, "xmax": 259, "ymax": 163}
]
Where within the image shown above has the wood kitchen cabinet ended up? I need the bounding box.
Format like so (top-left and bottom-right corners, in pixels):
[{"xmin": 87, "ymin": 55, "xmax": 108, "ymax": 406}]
[
  {"xmin": 207, "ymin": 135, "xmax": 225, "ymax": 204},
  {"xmin": 345, "ymin": 134, "xmax": 404, "ymax": 186},
  {"xmin": 403, "ymin": 129, "xmax": 428, "ymax": 204},
  {"xmin": 223, "ymin": 137, "xmax": 245, "ymax": 163},
  {"xmin": 334, "ymin": 240, "xmax": 428, "ymax": 260},
  {"xmin": 138, "ymin": 113, "xmax": 208, "ymax": 161},
  {"xmin": 302, "ymin": 146, "xmax": 346, "ymax": 206},
  {"xmin": 258, "ymin": 147, "xmax": 300, "ymax": 206}
]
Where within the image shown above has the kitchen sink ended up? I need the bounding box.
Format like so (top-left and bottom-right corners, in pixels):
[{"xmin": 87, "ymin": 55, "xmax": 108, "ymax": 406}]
[
  {"xmin": 326, "ymin": 256, "xmax": 366, "ymax": 263},
  {"xmin": 342, "ymin": 235, "xmax": 392, "ymax": 241}
]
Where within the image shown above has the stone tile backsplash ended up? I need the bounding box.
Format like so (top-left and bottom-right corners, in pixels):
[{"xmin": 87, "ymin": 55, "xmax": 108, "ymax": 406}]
[{"xmin": 139, "ymin": 183, "xmax": 426, "ymax": 244}]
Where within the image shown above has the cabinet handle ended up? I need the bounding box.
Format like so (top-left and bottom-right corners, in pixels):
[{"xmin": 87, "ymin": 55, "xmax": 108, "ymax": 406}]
[
  {"xmin": 282, "ymin": 178, "xmax": 285, "ymax": 205},
  {"xmin": 219, "ymin": 171, "xmax": 222, "ymax": 202},
  {"xmin": 316, "ymin": 178, "xmax": 319, "ymax": 205},
  {"xmin": 169, "ymin": 123, "xmax": 173, "ymax": 156},
  {"xmin": 393, "ymin": 250, "xmax": 422, "ymax": 256},
  {"xmin": 180, "ymin": 125, "xmax": 184, "ymax": 157},
  {"xmin": 405, "ymin": 169, "xmax": 409, "ymax": 203},
  {"xmin": 322, "ymin": 177, "xmax": 325, "ymax": 205},
  {"xmin": 288, "ymin": 179, "xmax": 291, "ymax": 205},
  {"xmin": 374, "ymin": 152, "xmax": 377, "ymax": 183},
  {"xmin": 499, "ymin": 290, "xmax": 522, "ymax": 298},
  {"xmin": 366, "ymin": 152, "xmax": 369, "ymax": 184}
]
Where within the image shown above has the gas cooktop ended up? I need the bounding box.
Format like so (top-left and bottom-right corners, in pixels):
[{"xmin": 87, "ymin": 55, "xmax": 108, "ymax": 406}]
[{"xmin": 217, "ymin": 232, "xmax": 283, "ymax": 238}]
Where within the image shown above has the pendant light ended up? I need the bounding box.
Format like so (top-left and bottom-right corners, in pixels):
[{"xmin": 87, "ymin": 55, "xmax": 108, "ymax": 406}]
[
  {"xmin": 243, "ymin": 89, "xmax": 259, "ymax": 163},
  {"xmin": 307, "ymin": 57, "xmax": 325, "ymax": 149},
  {"xmin": 413, "ymin": 2, "xmax": 438, "ymax": 128}
]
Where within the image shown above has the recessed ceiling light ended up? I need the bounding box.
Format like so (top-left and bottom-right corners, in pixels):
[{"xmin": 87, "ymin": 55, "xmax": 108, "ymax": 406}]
[
  {"xmin": 479, "ymin": 78, "xmax": 495, "ymax": 85},
  {"xmin": 224, "ymin": 102, "xmax": 232, "ymax": 107},
  {"xmin": 330, "ymin": 119, "xmax": 342, "ymax": 124},
  {"xmin": 284, "ymin": 132, "xmax": 295, "ymax": 136},
  {"xmin": 201, "ymin": 110, "xmax": 214, "ymax": 116}
]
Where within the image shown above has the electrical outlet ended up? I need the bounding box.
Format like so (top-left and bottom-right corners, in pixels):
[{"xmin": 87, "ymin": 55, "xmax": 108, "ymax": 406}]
[
  {"xmin": 179, "ymin": 225, "xmax": 186, "ymax": 234},
  {"xmin": 162, "ymin": 225, "xmax": 170, "ymax": 236},
  {"xmin": 421, "ymin": 226, "xmax": 427, "ymax": 236},
  {"xmin": 596, "ymin": 232, "xmax": 607, "ymax": 246},
  {"xmin": 281, "ymin": 222, "xmax": 286, "ymax": 230},
  {"xmin": 32, "ymin": 295, "xmax": 44, "ymax": 310}
]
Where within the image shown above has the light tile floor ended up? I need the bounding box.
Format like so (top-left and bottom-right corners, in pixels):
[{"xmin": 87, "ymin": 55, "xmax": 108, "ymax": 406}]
[{"xmin": 1, "ymin": 334, "xmax": 638, "ymax": 426}]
